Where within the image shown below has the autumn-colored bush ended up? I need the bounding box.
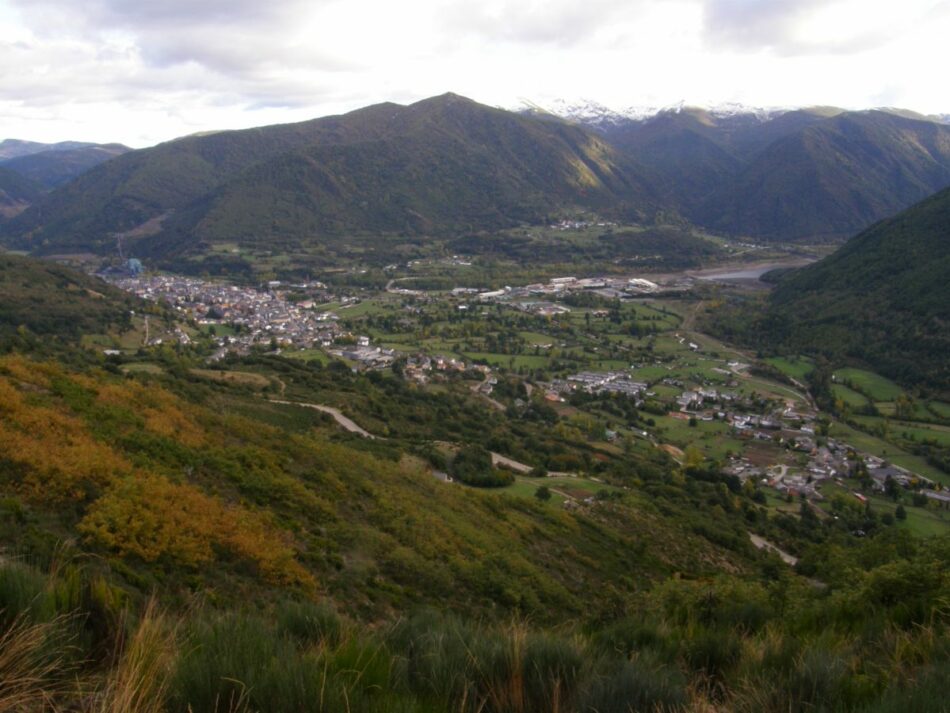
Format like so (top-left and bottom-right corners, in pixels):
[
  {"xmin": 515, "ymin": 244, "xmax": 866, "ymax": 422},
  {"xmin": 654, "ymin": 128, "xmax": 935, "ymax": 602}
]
[{"xmin": 79, "ymin": 473, "xmax": 313, "ymax": 589}]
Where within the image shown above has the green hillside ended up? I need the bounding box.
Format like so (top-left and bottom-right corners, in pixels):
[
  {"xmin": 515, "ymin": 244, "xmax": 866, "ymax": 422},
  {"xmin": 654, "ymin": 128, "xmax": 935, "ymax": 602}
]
[
  {"xmin": 599, "ymin": 108, "xmax": 950, "ymax": 241},
  {"xmin": 703, "ymin": 112, "xmax": 950, "ymax": 240},
  {"xmin": 2, "ymin": 95, "xmax": 653, "ymax": 259},
  {"xmin": 0, "ymin": 252, "xmax": 140, "ymax": 342},
  {"xmin": 6, "ymin": 100, "xmax": 950, "ymax": 258},
  {"xmin": 1, "ymin": 143, "xmax": 130, "ymax": 188},
  {"xmin": 0, "ymin": 166, "xmax": 42, "ymax": 218},
  {"xmin": 708, "ymin": 187, "xmax": 950, "ymax": 394},
  {"xmin": 0, "ymin": 254, "xmax": 947, "ymax": 712}
]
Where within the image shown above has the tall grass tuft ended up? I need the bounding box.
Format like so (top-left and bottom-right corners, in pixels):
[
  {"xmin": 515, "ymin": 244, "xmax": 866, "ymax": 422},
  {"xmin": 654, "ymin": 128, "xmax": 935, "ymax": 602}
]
[
  {"xmin": 0, "ymin": 560, "xmax": 52, "ymax": 626},
  {"xmin": 275, "ymin": 598, "xmax": 342, "ymax": 648},
  {"xmin": 91, "ymin": 598, "xmax": 177, "ymax": 713},
  {"xmin": 0, "ymin": 613, "xmax": 76, "ymax": 713},
  {"xmin": 576, "ymin": 654, "xmax": 688, "ymax": 713}
]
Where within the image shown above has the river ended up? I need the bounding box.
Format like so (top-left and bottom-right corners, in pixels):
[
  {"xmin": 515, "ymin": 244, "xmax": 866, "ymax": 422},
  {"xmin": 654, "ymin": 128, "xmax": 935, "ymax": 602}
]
[{"xmin": 689, "ymin": 258, "xmax": 816, "ymax": 283}]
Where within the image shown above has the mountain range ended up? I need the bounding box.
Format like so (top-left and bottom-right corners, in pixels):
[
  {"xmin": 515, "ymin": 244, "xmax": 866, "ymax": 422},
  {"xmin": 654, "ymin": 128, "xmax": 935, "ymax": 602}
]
[
  {"xmin": 0, "ymin": 139, "xmax": 131, "ymax": 217},
  {"xmin": 545, "ymin": 104, "xmax": 950, "ymax": 241},
  {"xmin": 2, "ymin": 94, "xmax": 950, "ymax": 260}
]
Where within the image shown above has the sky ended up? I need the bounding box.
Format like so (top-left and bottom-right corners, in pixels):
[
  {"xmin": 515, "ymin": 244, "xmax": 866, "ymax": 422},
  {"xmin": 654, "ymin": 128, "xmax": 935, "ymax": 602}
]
[{"xmin": 1, "ymin": 0, "xmax": 948, "ymax": 147}]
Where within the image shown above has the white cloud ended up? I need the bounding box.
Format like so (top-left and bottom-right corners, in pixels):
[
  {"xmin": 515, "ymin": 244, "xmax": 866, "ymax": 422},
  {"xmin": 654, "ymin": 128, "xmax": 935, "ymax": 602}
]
[{"xmin": 0, "ymin": 0, "xmax": 947, "ymax": 146}]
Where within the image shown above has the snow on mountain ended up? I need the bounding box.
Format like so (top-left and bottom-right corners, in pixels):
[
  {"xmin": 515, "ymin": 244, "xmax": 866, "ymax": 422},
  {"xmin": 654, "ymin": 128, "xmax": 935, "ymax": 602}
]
[{"xmin": 518, "ymin": 98, "xmax": 792, "ymax": 128}]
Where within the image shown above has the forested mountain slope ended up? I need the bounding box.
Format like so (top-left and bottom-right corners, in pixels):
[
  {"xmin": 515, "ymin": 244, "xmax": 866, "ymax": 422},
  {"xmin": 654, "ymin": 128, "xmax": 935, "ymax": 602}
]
[
  {"xmin": 2, "ymin": 95, "xmax": 654, "ymax": 259},
  {"xmin": 1, "ymin": 143, "xmax": 130, "ymax": 189},
  {"xmin": 596, "ymin": 108, "xmax": 950, "ymax": 240},
  {"xmin": 707, "ymin": 188, "xmax": 950, "ymax": 394}
]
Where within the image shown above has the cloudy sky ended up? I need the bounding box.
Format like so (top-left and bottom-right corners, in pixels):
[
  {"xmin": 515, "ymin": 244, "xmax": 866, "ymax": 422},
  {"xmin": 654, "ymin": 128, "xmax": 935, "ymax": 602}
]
[{"xmin": 2, "ymin": 0, "xmax": 948, "ymax": 147}]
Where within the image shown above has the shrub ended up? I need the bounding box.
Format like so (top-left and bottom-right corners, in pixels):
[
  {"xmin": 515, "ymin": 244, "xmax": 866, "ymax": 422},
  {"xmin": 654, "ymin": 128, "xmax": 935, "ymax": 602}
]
[
  {"xmin": 275, "ymin": 599, "xmax": 342, "ymax": 648},
  {"xmin": 578, "ymin": 656, "xmax": 687, "ymax": 713}
]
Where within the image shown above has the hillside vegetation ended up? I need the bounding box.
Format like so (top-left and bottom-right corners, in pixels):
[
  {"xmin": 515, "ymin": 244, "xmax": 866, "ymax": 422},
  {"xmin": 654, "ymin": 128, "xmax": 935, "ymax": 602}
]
[
  {"xmin": 1, "ymin": 143, "xmax": 130, "ymax": 189},
  {"xmin": 0, "ymin": 167, "xmax": 42, "ymax": 218},
  {"xmin": 598, "ymin": 108, "xmax": 950, "ymax": 241},
  {"xmin": 0, "ymin": 255, "xmax": 947, "ymax": 711},
  {"xmin": 704, "ymin": 187, "xmax": 950, "ymax": 394},
  {"xmin": 0, "ymin": 252, "xmax": 139, "ymax": 342}
]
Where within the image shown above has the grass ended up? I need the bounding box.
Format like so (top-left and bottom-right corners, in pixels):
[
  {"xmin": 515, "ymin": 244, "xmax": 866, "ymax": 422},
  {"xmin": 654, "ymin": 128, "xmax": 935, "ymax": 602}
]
[
  {"xmin": 928, "ymin": 401, "xmax": 950, "ymax": 419},
  {"xmin": 501, "ymin": 475, "xmax": 620, "ymax": 503},
  {"xmin": 734, "ymin": 376, "xmax": 807, "ymax": 405},
  {"xmin": 284, "ymin": 348, "xmax": 332, "ymax": 364},
  {"xmin": 852, "ymin": 417, "xmax": 950, "ymax": 447},
  {"xmin": 833, "ymin": 368, "xmax": 904, "ymax": 402},
  {"xmin": 463, "ymin": 352, "xmax": 553, "ymax": 369},
  {"xmin": 94, "ymin": 600, "xmax": 176, "ymax": 713},
  {"xmin": 189, "ymin": 369, "xmax": 274, "ymax": 390},
  {"xmin": 0, "ymin": 614, "xmax": 75, "ymax": 711},
  {"xmin": 819, "ymin": 482, "xmax": 949, "ymax": 537},
  {"xmin": 832, "ymin": 384, "xmax": 870, "ymax": 409},
  {"xmin": 518, "ymin": 331, "xmax": 556, "ymax": 346},
  {"xmin": 765, "ymin": 356, "xmax": 814, "ymax": 381},
  {"xmin": 120, "ymin": 363, "xmax": 164, "ymax": 375}
]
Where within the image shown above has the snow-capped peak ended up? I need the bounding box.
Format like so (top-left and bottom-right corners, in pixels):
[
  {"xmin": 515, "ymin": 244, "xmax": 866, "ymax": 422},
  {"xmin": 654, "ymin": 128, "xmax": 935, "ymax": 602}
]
[{"xmin": 518, "ymin": 98, "xmax": 792, "ymax": 128}]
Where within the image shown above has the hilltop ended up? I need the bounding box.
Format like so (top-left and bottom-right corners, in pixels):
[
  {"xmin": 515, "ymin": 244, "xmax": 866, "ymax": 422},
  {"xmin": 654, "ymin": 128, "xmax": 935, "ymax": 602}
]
[{"xmin": 590, "ymin": 107, "xmax": 950, "ymax": 241}]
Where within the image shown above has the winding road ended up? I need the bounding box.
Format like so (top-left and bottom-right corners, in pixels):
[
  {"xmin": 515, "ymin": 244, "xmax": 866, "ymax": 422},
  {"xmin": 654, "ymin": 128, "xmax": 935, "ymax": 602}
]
[{"xmin": 267, "ymin": 399, "xmax": 376, "ymax": 438}]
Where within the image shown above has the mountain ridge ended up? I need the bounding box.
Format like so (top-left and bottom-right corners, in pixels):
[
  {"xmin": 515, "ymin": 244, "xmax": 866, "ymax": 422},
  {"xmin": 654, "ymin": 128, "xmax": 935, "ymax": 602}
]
[{"xmin": 3, "ymin": 93, "xmax": 950, "ymax": 257}]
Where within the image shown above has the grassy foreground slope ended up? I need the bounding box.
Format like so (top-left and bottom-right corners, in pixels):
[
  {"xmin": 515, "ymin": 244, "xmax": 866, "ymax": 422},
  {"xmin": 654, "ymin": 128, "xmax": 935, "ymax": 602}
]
[{"xmin": 0, "ymin": 351, "xmax": 748, "ymax": 620}]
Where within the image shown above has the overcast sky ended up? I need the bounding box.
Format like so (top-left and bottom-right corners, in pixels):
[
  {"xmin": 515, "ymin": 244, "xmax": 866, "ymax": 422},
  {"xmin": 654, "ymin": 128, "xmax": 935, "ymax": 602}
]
[{"xmin": 2, "ymin": 0, "xmax": 948, "ymax": 147}]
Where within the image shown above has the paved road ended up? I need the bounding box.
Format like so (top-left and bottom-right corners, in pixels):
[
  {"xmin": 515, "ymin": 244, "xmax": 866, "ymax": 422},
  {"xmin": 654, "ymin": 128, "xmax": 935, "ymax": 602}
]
[
  {"xmin": 749, "ymin": 533, "xmax": 798, "ymax": 566},
  {"xmin": 271, "ymin": 400, "xmax": 580, "ymax": 479},
  {"xmin": 490, "ymin": 452, "xmax": 532, "ymax": 473},
  {"xmin": 268, "ymin": 400, "xmax": 376, "ymax": 438}
]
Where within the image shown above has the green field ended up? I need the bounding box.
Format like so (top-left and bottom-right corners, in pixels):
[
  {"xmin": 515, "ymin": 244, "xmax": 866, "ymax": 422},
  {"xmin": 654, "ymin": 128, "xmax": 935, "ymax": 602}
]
[
  {"xmin": 463, "ymin": 352, "xmax": 553, "ymax": 369},
  {"xmin": 765, "ymin": 356, "xmax": 814, "ymax": 381},
  {"xmin": 852, "ymin": 416, "xmax": 950, "ymax": 447},
  {"xmin": 929, "ymin": 401, "xmax": 950, "ymax": 419},
  {"xmin": 285, "ymin": 348, "xmax": 332, "ymax": 364},
  {"xmin": 819, "ymin": 482, "xmax": 949, "ymax": 537},
  {"xmin": 501, "ymin": 474, "xmax": 620, "ymax": 503},
  {"xmin": 119, "ymin": 362, "xmax": 164, "ymax": 374},
  {"xmin": 833, "ymin": 368, "xmax": 904, "ymax": 401},
  {"xmin": 832, "ymin": 384, "xmax": 870, "ymax": 409}
]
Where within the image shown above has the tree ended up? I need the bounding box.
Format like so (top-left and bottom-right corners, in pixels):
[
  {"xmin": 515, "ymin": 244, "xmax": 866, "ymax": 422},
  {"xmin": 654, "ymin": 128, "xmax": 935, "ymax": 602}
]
[
  {"xmin": 895, "ymin": 504, "xmax": 907, "ymax": 521},
  {"xmin": 535, "ymin": 485, "xmax": 552, "ymax": 502}
]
